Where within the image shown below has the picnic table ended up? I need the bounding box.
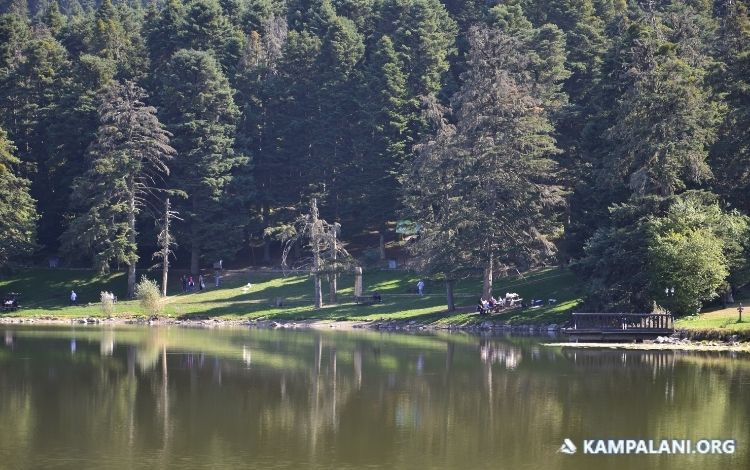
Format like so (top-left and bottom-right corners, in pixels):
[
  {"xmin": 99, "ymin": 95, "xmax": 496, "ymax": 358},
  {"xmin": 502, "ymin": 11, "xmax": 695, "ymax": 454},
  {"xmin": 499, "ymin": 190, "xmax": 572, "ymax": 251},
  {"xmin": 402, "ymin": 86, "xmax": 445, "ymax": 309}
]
[{"xmin": 354, "ymin": 293, "xmax": 382, "ymax": 305}]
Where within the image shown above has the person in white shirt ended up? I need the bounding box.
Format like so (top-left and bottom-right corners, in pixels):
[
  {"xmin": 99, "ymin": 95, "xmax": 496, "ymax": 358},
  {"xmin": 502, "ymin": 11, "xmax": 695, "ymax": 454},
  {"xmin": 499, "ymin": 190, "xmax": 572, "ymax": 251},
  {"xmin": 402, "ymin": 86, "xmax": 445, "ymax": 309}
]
[{"xmin": 70, "ymin": 290, "xmax": 77, "ymax": 305}]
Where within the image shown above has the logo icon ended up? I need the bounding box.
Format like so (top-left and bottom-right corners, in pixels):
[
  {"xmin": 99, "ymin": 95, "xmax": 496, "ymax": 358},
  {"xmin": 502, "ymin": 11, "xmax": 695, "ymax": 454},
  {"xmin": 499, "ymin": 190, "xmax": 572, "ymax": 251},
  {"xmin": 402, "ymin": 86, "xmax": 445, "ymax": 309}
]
[{"xmin": 559, "ymin": 438, "xmax": 577, "ymax": 455}]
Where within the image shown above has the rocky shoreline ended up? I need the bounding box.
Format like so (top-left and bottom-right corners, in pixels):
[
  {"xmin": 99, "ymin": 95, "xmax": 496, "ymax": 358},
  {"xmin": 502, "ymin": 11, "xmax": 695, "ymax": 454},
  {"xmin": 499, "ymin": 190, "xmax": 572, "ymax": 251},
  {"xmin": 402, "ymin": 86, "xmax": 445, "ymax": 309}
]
[
  {"xmin": 0, "ymin": 314, "xmax": 560, "ymax": 332},
  {"xmin": 1, "ymin": 315, "xmax": 749, "ymax": 345}
]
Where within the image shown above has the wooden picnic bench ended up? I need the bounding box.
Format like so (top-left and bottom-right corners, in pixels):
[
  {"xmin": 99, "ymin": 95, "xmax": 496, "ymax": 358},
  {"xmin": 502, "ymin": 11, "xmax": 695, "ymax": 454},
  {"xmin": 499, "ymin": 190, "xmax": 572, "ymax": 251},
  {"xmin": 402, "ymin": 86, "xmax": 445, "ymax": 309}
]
[{"xmin": 354, "ymin": 294, "xmax": 382, "ymax": 305}]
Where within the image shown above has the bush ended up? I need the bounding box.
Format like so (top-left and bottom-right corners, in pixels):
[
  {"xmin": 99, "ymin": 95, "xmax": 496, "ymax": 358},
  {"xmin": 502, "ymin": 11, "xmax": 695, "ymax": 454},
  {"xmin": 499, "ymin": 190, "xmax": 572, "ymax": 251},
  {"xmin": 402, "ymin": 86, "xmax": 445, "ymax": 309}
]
[
  {"xmin": 100, "ymin": 291, "xmax": 114, "ymax": 316},
  {"xmin": 135, "ymin": 276, "xmax": 163, "ymax": 316}
]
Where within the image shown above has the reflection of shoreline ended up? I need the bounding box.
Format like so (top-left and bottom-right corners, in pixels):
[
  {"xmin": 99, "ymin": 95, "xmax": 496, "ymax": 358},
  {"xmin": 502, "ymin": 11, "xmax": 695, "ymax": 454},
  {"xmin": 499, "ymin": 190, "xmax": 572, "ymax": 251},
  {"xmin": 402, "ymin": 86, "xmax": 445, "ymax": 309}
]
[
  {"xmin": 1, "ymin": 326, "xmax": 749, "ymax": 470},
  {"xmin": 546, "ymin": 341, "xmax": 750, "ymax": 353},
  {"xmin": 480, "ymin": 341, "xmax": 523, "ymax": 369},
  {"xmin": 560, "ymin": 347, "xmax": 750, "ymax": 372}
]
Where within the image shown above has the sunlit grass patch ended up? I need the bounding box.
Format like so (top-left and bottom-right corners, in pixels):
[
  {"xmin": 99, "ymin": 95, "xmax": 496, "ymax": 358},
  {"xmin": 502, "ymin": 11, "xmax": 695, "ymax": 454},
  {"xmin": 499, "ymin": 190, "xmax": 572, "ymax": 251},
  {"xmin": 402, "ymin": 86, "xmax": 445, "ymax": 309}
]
[{"xmin": 1, "ymin": 266, "xmax": 583, "ymax": 326}]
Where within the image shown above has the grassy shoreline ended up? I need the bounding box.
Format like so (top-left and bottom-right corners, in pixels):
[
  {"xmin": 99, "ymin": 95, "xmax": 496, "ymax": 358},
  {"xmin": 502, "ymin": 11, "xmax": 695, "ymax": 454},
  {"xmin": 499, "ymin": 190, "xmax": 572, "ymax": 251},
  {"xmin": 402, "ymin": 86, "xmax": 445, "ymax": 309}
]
[
  {"xmin": 3, "ymin": 267, "xmax": 750, "ymax": 340},
  {"xmin": 0, "ymin": 267, "xmax": 580, "ymax": 326}
]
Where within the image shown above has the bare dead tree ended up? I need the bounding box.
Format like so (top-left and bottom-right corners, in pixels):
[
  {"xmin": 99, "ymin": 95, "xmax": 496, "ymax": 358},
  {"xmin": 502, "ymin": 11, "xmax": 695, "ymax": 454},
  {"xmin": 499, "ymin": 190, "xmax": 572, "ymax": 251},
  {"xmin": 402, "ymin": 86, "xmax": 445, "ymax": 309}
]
[
  {"xmin": 153, "ymin": 197, "xmax": 181, "ymax": 297},
  {"xmin": 267, "ymin": 198, "xmax": 354, "ymax": 309}
]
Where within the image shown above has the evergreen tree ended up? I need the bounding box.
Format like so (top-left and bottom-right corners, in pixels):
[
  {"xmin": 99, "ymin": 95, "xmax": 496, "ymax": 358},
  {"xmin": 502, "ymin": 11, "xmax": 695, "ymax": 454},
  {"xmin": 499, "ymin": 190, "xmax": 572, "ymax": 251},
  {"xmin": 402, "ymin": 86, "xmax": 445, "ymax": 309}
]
[
  {"xmin": 181, "ymin": 0, "xmax": 246, "ymax": 74},
  {"xmin": 359, "ymin": 35, "xmax": 410, "ymax": 251},
  {"xmin": 579, "ymin": 191, "xmax": 749, "ymax": 314},
  {"xmin": 61, "ymin": 81, "xmax": 175, "ymax": 297},
  {"xmin": 375, "ymin": 0, "xmax": 457, "ymax": 98},
  {"xmin": 603, "ymin": 41, "xmax": 721, "ymax": 197},
  {"xmin": 144, "ymin": 0, "xmax": 186, "ymax": 67},
  {"xmin": 404, "ymin": 21, "xmax": 569, "ymax": 304},
  {"xmin": 158, "ymin": 49, "xmax": 248, "ymax": 275},
  {"xmin": 0, "ymin": 32, "xmax": 71, "ymax": 250},
  {"xmin": 234, "ymin": 16, "xmax": 288, "ymax": 261},
  {"xmin": 311, "ymin": 11, "xmax": 364, "ymax": 219},
  {"xmin": 711, "ymin": 1, "xmax": 750, "ymax": 212},
  {"xmin": 0, "ymin": 127, "xmax": 37, "ymax": 268},
  {"xmin": 40, "ymin": 0, "xmax": 64, "ymax": 37}
]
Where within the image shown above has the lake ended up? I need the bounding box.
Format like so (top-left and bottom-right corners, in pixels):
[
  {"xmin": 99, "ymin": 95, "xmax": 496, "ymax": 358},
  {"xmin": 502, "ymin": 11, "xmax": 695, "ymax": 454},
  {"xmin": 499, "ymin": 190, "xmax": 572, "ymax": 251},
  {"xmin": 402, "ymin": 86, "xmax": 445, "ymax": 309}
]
[{"xmin": 0, "ymin": 325, "xmax": 748, "ymax": 469}]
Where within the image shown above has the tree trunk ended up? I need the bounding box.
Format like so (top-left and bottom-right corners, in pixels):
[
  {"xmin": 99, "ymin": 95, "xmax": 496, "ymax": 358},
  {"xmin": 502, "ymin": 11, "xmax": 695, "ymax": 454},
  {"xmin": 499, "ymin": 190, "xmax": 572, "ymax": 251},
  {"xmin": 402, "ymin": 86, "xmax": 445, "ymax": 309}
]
[
  {"xmin": 126, "ymin": 190, "xmax": 137, "ymax": 299},
  {"xmin": 482, "ymin": 256, "xmax": 493, "ymax": 301},
  {"xmin": 191, "ymin": 245, "xmax": 200, "ymax": 277},
  {"xmin": 445, "ymin": 279, "xmax": 455, "ymax": 312},
  {"xmin": 314, "ymin": 273, "xmax": 323, "ymax": 309},
  {"xmin": 329, "ymin": 226, "xmax": 337, "ymax": 304},
  {"xmin": 379, "ymin": 231, "xmax": 386, "ymax": 260},
  {"xmin": 161, "ymin": 198, "xmax": 171, "ymax": 297},
  {"xmin": 262, "ymin": 203, "xmax": 271, "ymax": 263},
  {"xmin": 354, "ymin": 266, "xmax": 363, "ymax": 297},
  {"xmin": 311, "ymin": 198, "xmax": 323, "ymax": 309}
]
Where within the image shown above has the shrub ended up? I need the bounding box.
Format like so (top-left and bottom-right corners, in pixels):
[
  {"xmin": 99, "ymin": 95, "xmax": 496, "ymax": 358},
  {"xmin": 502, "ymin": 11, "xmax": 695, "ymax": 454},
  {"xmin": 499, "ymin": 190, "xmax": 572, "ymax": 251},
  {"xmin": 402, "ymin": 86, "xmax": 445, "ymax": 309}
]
[
  {"xmin": 100, "ymin": 291, "xmax": 114, "ymax": 316},
  {"xmin": 135, "ymin": 276, "xmax": 163, "ymax": 316}
]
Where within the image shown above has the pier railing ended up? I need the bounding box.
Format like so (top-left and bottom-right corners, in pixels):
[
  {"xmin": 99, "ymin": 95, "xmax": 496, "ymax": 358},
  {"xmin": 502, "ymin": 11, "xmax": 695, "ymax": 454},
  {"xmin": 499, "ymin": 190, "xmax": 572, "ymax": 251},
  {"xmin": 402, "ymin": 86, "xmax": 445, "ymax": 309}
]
[{"xmin": 569, "ymin": 313, "xmax": 674, "ymax": 331}]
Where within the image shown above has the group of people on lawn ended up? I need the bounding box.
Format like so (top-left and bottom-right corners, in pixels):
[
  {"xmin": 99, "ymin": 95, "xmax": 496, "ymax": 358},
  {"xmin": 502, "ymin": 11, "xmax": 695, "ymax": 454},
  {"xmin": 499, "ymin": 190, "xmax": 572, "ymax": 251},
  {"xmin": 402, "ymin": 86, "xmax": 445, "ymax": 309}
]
[{"xmin": 477, "ymin": 294, "xmax": 521, "ymax": 315}]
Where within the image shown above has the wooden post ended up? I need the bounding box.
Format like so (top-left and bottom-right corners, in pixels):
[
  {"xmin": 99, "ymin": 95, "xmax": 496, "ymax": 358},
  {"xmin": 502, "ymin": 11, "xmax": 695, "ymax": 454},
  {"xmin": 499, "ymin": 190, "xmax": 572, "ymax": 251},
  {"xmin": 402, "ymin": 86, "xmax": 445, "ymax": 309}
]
[{"xmin": 354, "ymin": 266, "xmax": 363, "ymax": 297}]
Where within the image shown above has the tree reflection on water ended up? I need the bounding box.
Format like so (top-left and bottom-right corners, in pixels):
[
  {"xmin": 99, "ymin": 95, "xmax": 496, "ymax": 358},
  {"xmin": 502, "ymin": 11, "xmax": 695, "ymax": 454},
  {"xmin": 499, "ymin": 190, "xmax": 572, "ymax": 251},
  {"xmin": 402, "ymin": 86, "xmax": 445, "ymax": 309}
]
[{"xmin": 0, "ymin": 326, "xmax": 748, "ymax": 470}]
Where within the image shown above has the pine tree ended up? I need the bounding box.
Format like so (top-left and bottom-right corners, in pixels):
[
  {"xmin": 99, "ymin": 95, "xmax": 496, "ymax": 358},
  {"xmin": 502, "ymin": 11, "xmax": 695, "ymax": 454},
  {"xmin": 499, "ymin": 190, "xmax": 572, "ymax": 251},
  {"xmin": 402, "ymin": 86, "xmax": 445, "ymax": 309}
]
[
  {"xmin": 0, "ymin": 127, "xmax": 37, "ymax": 268},
  {"xmin": 41, "ymin": 0, "xmax": 65, "ymax": 37},
  {"xmin": 0, "ymin": 32, "xmax": 71, "ymax": 251},
  {"xmin": 383, "ymin": 0, "xmax": 457, "ymax": 98},
  {"xmin": 181, "ymin": 0, "xmax": 246, "ymax": 74},
  {"xmin": 604, "ymin": 43, "xmax": 721, "ymax": 197},
  {"xmin": 359, "ymin": 35, "xmax": 410, "ymax": 253},
  {"xmin": 61, "ymin": 81, "xmax": 175, "ymax": 297},
  {"xmin": 144, "ymin": 0, "xmax": 186, "ymax": 67},
  {"xmin": 711, "ymin": 1, "xmax": 750, "ymax": 212},
  {"xmin": 234, "ymin": 16, "xmax": 288, "ymax": 261},
  {"xmin": 404, "ymin": 20, "xmax": 569, "ymax": 304},
  {"xmin": 158, "ymin": 49, "xmax": 248, "ymax": 275},
  {"xmin": 312, "ymin": 11, "xmax": 364, "ymax": 219}
]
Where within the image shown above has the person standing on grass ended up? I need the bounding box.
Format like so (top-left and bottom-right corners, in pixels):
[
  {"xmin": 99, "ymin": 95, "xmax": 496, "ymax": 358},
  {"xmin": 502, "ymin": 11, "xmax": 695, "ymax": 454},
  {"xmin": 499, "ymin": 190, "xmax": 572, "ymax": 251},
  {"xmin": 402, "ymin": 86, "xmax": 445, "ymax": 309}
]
[
  {"xmin": 214, "ymin": 271, "xmax": 220, "ymax": 287},
  {"xmin": 417, "ymin": 280, "xmax": 425, "ymax": 295},
  {"xmin": 199, "ymin": 274, "xmax": 205, "ymax": 291},
  {"xmin": 70, "ymin": 290, "xmax": 77, "ymax": 305}
]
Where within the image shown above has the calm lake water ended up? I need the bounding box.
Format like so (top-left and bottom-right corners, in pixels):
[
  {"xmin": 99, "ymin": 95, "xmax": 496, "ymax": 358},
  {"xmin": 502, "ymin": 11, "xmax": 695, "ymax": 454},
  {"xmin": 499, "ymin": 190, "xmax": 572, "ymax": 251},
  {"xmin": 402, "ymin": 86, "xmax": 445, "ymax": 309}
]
[{"xmin": 0, "ymin": 325, "xmax": 748, "ymax": 470}]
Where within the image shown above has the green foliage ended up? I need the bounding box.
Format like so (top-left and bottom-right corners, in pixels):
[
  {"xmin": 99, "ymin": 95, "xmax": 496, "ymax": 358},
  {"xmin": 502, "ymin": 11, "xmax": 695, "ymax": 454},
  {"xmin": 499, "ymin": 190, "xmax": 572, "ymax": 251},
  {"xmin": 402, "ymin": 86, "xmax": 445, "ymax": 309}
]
[
  {"xmin": 60, "ymin": 80, "xmax": 174, "ymax": 296},
  {"xmin": 0, "ymin": 127, "xmax": 37, "ymax": 268},
  {"xmin": 711, "ymin": 1, "xmax": 750, "ymax": 211},
  {"xmin": 0, "ymin": 0, "xmax": 750, "ymax": 318},
  {"xmin": 579, "ymin": 192, "xmax": 750, "ymax": 315},
  {"xmin": 647, "ymin": 223, "xmax": 727, "ymax": 316},
  {"xmin": 403, "ymin": 18, "xmax": 568, "ymax": 283},
  {"xmin": 135, "ymin": 275, "xmax": 163, "ymax": 315},
  {"xmin": 158, "ymin": 49, "xmax": 248, "ymax": 270}
]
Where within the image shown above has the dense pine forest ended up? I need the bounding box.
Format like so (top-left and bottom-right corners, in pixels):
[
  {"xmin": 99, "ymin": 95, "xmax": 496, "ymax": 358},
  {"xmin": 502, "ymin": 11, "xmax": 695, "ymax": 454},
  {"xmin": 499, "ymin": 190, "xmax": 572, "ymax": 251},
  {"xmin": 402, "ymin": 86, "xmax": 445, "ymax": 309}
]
[{"xmin": 1, "ymin": 0, "xmax": 749, "ymax": 315}]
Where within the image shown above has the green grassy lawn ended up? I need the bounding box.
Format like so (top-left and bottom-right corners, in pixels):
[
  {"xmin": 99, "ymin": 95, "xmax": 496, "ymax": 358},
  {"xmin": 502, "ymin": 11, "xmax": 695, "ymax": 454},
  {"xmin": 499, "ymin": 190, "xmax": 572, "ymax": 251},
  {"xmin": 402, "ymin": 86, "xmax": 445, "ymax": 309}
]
[
  {"xmin": 676, "ymin": 305, "xmax": 750, "ymax": 332},
  {"xmin": 0, "ymin": 267, "xmax": 583, "ymax": 326}
]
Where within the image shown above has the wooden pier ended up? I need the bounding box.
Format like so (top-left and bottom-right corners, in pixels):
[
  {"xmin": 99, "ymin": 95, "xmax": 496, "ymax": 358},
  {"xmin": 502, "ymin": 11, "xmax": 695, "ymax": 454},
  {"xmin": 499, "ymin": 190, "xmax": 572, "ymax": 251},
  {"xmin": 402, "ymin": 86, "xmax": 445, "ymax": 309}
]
[{"xmin": 562, "ymin": 312, "xmax": 674, "ymax": 342}]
